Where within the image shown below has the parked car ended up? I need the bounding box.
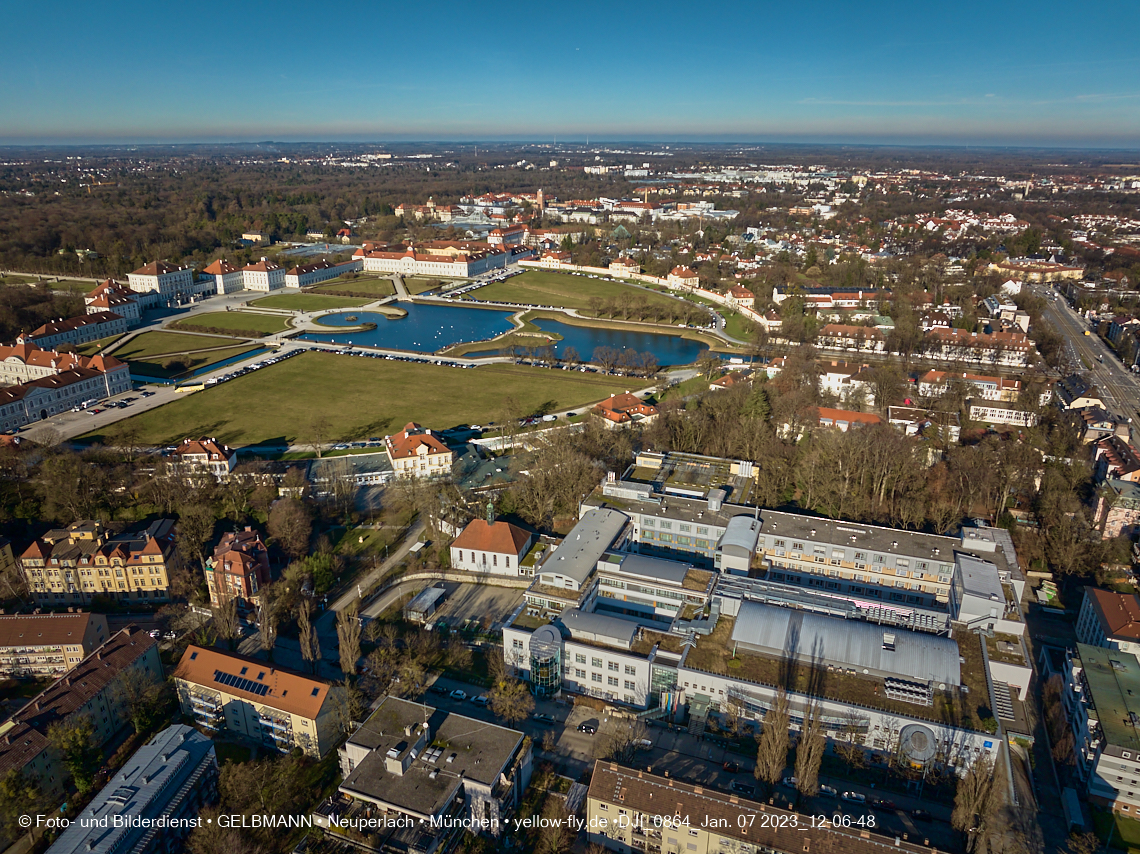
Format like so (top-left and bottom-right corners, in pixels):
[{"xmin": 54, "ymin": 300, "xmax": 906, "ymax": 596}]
[
  {"xmin": 841, "ymin": 791, "xmax": 866, "ymax": 804},
  {"xmin": 449, "ymin": 689, "xmax": 467, "ymax": 701},
  {"xmin": 722, "ymin": 761, "xmax": 741, "ymax": 773},
  {"xmin": 818, "ymin": 785, "xmax": 838, "ymax": 798},
  {"xmin": 577, "ymin": 723, "xmax": 597, "ymax": 735},
  {"xmin": 729, "ymin": 781, "xmax": 755, "ymax": 796},
  {"xmin": 910, "ymin": 809, "xmax": 933, "ymax": 822},
  {"xmin": 148, "ymin": 629, "xmax": 161, "ymax": 638},
  {"xmin": 781, "ymin": 776, "xmax": 798, "ymax": 788},
  {"xmin": 870, "ymin": 798, "xmax": 896, "ymax": 810},
  {"xmin": 531, "ymin": 713, "xmax": 556, "ymax": 725},
  {"xmin": 471, "ymin": 695, "xmax": 489, "ymax": 707},
  {"xmin": 430, "ymin": 685, "xmax": 449, "ymax": 696}
]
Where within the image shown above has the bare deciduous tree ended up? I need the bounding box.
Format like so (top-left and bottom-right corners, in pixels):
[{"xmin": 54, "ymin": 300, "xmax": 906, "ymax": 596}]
[
  {"xmin": 755, "ymin": 688, "xmax": 790, "ymax": 787},
  {"xmin": 336, "ymin": 599, "xmax": 363, "ymax": 678},
  {"xmin": 298, "ymin": 599, "xmax": 321, "ymax": 675},
  {"xmin": 794, "ymin": 701, "xmax": 826, "ymax": 798}
]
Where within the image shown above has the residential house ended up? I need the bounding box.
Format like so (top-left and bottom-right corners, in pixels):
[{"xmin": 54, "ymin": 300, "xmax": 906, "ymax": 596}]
[
  {"xmin": 1072, "ymin": 407, "xmax": 1131, "ymax": 444},
  {"xmin": 725, "ymin": 284, "xmax": 755, "ymax": 308},
  {"xmin": 168, "ymin": 437, "xmax": 237, "ymax": 478},
  {"xmin": 19, "ymin": 519, "xmax": 179, "ymax": 607},
  {"xmin": 667, "ymin": 266, "xmax": 698, "ymax": 288},
  {"xmin": 205, "ymin": 528, "xmax": 270, "ymax": 610},
  {"xmin": 0, "ymin": 612, "xmax": 110, "ymax": 678},
  {"xmin": 1056, "ymin": 374, "xmax": 1104, "ymax": 410},
  {"xmin": 888, "ymin": 406, "xmax": 962, "ymax": 444},
  {"xmin": 593, "ymin": 393, "xmax": 659, "ymax": 427},
  {"xmin": 918, "ymin": 370, "xmax": 1024, "ymax": 403},
  {"xmin": 385, "ymin": 422, "xmax": 454, "ymax": 478},
  {"xmin": 817, "ymin": 323, "xmax": 887, "ymax": 354},
  {"xmin": 608, "ymin": 258, "xmax": 641, "ymax": 276},
  {"xmin": 0, "ymin": 627, "xmax": 162, "ymax": 797},
  {"xmin": 1096, "ymin": 481, "xmax": 1140, "ymax": 539},
  {"xmin": 816, "ymin": 406, "xmax": 882, "ymax": 431},
  {"xmin": 172, "ymin": 645, "xmax": 343, "ymax": 757},
  {"xmin": 449, "ymin": 517, "xmax": 533, "ymax": 577}
]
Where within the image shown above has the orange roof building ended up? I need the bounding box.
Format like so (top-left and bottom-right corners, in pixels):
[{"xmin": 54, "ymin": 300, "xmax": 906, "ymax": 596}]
[
  {"xmin": 172, "ymin": 645, "xmax": 343, "ymax": 757},
  {"xmin": 816, "ymin": 407, "xmax": 882, "ymax": 431},
  {"xmin": 667, "ymin": 266, "xmax": 699, "ymax": 287},
  {"xmin": 1078, "ymin": 587, "xmax": 1140, "ymax": 654},
  {"xmin": 205, "ymin": 527, "xmax": 270, "ymax": 609},
  {"xmin": 169, "ymin": 437, "xmax": 237, "ymax": 477},
  {"xmin": 385, "ymin": 422, "xmax": 454, "ymax": 479},
  {"xmin": 450, "ymin": 517, "xmax": 534, "ymax": 577},
  {"xmin": 593, "ymin": 393, "xmax": 659, "ymax": 427}
]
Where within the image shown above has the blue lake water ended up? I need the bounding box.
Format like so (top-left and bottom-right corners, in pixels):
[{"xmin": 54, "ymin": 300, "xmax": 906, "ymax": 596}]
[{"xmin": 299, "ymin": 303, "xmax": 709, "ymax": 366}]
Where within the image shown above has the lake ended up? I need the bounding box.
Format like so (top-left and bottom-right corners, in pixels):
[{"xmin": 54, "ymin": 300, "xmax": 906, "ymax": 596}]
[{"xmin": 299, "ymin": 303, "xmax": 709, "ymax": 366}]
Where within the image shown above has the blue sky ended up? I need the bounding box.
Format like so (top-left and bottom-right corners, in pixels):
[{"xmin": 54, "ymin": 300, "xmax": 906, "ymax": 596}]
[{"xmin": 2, "ymin": 0, "xmax": 1139, "ymax": 147}]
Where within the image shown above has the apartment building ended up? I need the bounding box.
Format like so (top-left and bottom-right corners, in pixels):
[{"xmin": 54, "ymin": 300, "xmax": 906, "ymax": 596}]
[
  {"xmin": 917, "ymin": 369, "xmax": 1026, "ymax": 402},
  {"xmin": 0, "ymin": 627, "xmax": 162, "ymax": 797},
  {"xmin": 46, "ymin": 725, "xmax": 218, "ymax": 854},
  {"xmin": 1097, "ymin": 480, "xmax": 1140, "ymax": 538},
  {"xmin": 19, "ymin": 519, "xmax": 179, "ymax": 607},
  {"xmin": 586, "ymin": 762, "xmax": 937, "ymax": 854},
  {"xmin": 205, "ymin": 528, "xmax": 270, "ymax": 610},
  {"xmin": 385, "ymin": 422, "xmax": 454, "ymax": 478},
  {"xmin": 127, "ymin": 261, "xmax": 197, "ymax": 307},
  {"xmin": 172, "ymin": 645, "xmax": 342, "ymax": 757},
  {"xmin": 1063, "ymin": 644, "xmax": 1140, "ymax": 815},
  {"xmin": 324, "ymin": 696, "xmax": 531, "ymax": 844},
  {"xmin": 1077, "ymin": 588, "xmax": 1140, "ymax": 656},
  {"xmin": 0, "ymin": 611, "xmax": 109, "ymax": 677},
  {"xmin": 967, "ymin": 399, "xmax": 1040, "ymax": 427}
]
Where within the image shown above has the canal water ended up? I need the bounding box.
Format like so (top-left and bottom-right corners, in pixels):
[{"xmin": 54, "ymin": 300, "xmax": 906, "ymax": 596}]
[{"xmin": 299, "ymin": 304, "xmax": 709, "ymax": 366}]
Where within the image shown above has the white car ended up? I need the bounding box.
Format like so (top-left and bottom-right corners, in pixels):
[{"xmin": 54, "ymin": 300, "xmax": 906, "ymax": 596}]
[
  {"xmin": 841, "ymin": 791, "xmax": 866, "ymax": 804},
  {"xmin": 449, "ymin": 689, "xmax": 467, "ymax": 701}
]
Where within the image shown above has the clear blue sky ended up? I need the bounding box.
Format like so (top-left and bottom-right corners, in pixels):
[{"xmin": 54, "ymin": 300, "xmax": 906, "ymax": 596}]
[{"xmin": 3, "ymin": 0, "xmax": 1139, "ymax": 147}]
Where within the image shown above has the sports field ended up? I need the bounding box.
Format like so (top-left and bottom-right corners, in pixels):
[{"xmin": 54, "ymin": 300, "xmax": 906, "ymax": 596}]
[
  {"xmin": 464, "ymin": 270, "xmax": 681, "ymax": 313},
  {"xmin": 169, "ymin": 311, "xmax": 292, "ymax": 335},
  {"xmin": 248, "ymin": 294, "xmax": 372, "ymax": 311},
  {"xmin": 111, "ymin": 331, "xmax": 245, "ymax": 359},
  {"xmin": 87, "ymin": 351, "xmax": 649, "ymax": 446}
]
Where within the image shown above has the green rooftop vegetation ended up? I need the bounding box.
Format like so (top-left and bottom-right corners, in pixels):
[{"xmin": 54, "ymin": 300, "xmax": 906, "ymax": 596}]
[
  {"xmin": 985, "ymin": 633, "xmax": 1028, "ymax": 666},
  {"xmin": 511, "ymin": 613, "xmax": 550, "ymax": 631}
]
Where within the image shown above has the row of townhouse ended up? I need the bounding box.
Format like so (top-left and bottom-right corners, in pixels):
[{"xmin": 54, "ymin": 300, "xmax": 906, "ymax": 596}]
[{"xmin": 0, "ymin": 355, "xmax": 132, "ymax": 432}]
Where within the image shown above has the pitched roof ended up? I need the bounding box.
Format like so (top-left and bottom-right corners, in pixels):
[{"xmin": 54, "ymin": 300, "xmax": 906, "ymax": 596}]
[
  {"xmin": 130, "ymin": 261, "xmax": 185, "ymax": 277},
  {"xmin": 243, "ymin": 258, "xmax": 282, "ymax": 273},
  {"xmin": 385, "ymin": 423, "xmax": 451, "ymax": 459},
  {"xmin": 172, "ymin": 645, "xmax": 333, "ymax": 720},
  {"xmin": 170, "ymin": 437, "xmax": 233, "ymax": 460},
  {"xmin": 817, "ymin": 407, "xmax": 882, "ymax": 426},
  {"xmin": 669, "ymin": 265, "xmax": 697, "ymax": 278},
  {"xmin": 1088, "ymin": 587, "xmax": 1140, "ymax": 641},
  {"xmin": 203, "ymin": 259, "xmax": 241, "ymax": 276},
  {"xmin": 28, "ymin": 312, "xmax": 123, "ymax": 338},
  {"xmin": 0, "ymin": 612, "xmax": 98, "ymax": 649},
  {"xmin": 451, "ymin": 519, "xmax": 532, "ymax": 556}
]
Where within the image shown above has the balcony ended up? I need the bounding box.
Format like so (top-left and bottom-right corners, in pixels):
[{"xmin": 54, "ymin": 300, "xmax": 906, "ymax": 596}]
[{"xmin": 259, "ymin": 715, "xmax": 291, "ymax": 731}]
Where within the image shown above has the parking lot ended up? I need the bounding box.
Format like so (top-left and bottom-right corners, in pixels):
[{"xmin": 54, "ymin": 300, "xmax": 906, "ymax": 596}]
[{"xmin": 430, "ymin": 582, "xmax": 526, "ymax": 632}]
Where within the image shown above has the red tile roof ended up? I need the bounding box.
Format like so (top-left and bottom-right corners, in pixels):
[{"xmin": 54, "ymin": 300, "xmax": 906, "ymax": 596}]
[
  {"xmin": 452, "ymin": 519, "xmax": 532, "ymax": 556},
  {"xmin": 203, "ymin": 259, "xmax": 241, "ymax": 276},
  {"xmin": 385, "ymin": 422, "xmax": 450, "ymax": 459},
  {"xmin": 130, "ymin": 261, "xmax": 185, "ymax": 276},
  {"xmin": 1089, "ymin": 588, "xmax": 1140, "ymax": 640}
]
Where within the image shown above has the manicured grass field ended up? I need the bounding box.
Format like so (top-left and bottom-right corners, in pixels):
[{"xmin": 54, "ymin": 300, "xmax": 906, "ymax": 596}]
[
  {"xmin": 465, "ymin": 270, "xmax": 681, "ymax": 313},
  {"xmin": 74, "ymin": 334, "xmax": 125, "ymax": 355},
  {"xmin": 88, "ymin": 351, "xmax": 650, "ymax": 446},
  {"xmin": 46, "ymin": 279, "xmax": 98, "ymax": 293},
  {"xmin": 111, "ymin": 331, "xmax": 245, "ymax": 360},
  {"xmin": 248, "ymin": 293, "xmax": 372, "ymax": 311},
  {"xmin": 311, "ymin": 276, "xmax": 395, "ymax": 297},
  {"xmin": 128, "ymin": 345, "xmax": 261, "ymax": 379},
  {"xmin": 169, "ymin": 311, "xmax": 292, "ymax": 334},
  {"xmin": 404, "ymin": 277, "xmax": 460, "ymax": 295},
  {"xmin": 722, "ymin": 310, "xmax": 755, "ymax": 341}
]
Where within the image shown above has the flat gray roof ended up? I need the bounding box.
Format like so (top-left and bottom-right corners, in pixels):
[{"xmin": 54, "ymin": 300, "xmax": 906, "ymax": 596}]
[
  {"xmin": 759, "ymin": 510, "xmax": 959, "ymax": 563},
  {"xmin": 538, "ymin": 508, "xmax": 628, "ymax": 586},
  {"xmin": 560, "ymin": 608, "xmax": 640, "ymax": 649},
  {"xmin": 47, "ymin": 725, "xmax": 215, "ymax": 854},
  {"xmin": 956, "ymin": 554, "xmax": 1004, "ymax": 601},
  {"xmin": 609, "ymin": 553, "xmax": 692, "ymax": 586},
  {"xmin": 730, "ymin": 600, "xmax": 962, "ymax": 686},
  {"xmin": 407, "ymin": 586, "xmax": 447, "ymax": 614},
  {"xmin": 342, "ymin": 696, "xmax": 524, "ymax": 818}
]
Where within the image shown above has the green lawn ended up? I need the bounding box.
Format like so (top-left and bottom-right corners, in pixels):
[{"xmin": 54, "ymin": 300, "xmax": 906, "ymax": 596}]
[
  {"xmin": 310, "ymin": 276, "xmax": 395, "ymax": 298},
  {"xmin": 74, "ymin": 333, "xmax": 125, "ymax": 355},
  {"xmin": 248, "ymin": 293, "xmax": 372, "ymax": 311},
  {"xmin": 169, "ymin": 311, "xmax": 292, "ymax": 335},
  {"xmin": 722, "ymin": 310, "xmax": 755, "ymax": 341},
  {"xmin": 466, "ymin": 270, "xmax": 681, "ymax": 313},
  {"xmin": 111, "ymin": 331, "xmax": 246, "ymax": 359},
  {"xmin": 125, "ymin": 345, "xmax": 260, "ymax": 379},
  {"xmin": 1094, "ymin": 807, "xmax": 1140, "ymax": 852},
  {"xmin": 46, "ymin": 279, "xmax": 98, "ymax": 293},
  {"xmin": 86, "ymin": 351, "xmax": 652, "ymax": 447},
  {"xmin": 404, "ymin": 277, "xmax": 460, "ymax": 295}
]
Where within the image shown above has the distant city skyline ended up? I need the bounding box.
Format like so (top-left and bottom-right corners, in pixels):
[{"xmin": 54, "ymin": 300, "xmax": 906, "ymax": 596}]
[{"xmin": 3, "ymin": 0, "xmax": 1139, "ymax": 148}]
